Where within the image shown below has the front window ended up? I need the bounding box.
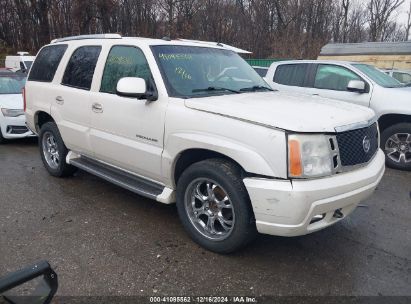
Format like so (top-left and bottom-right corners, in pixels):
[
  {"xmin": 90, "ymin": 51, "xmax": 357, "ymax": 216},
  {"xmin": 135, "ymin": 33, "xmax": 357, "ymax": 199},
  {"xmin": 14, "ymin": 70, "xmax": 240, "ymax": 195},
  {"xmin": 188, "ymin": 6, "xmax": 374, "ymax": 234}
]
[
  {"xmin": 151, "ymin": 45, "xmax": 271, "ymax": 98},
  {"xmin": 353, "ymin": 64, "xmax": 403, "ymax": 88},
  {"xmin": 314, "ymin": 64, "xmax": 361, "ymax": 91},
  {"xmin": 0, "ymin": 76, "xmax": 26, "ymax": 94}
]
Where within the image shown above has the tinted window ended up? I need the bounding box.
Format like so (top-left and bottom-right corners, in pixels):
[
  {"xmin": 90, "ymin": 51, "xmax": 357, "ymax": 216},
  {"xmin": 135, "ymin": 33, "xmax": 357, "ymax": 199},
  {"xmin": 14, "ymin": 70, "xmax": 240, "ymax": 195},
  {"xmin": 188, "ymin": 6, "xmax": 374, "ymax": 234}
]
[
  {"xmin": 101, "ymin": 46, "xmax": 152, "ymax": 94},
  {"xmin": 28, "ymin": 45, "xmax": 67, "ymax": 82},
  {"xmin": 314, "ymin": 64, "xmax": 361, "ymax": 91},
  {"xmin": 62, "ymin": 46, "xmax": 102, "ymax": 90},
  {"xmin": 274, "ymin": 64, "xmax": 308, "ymax": 87}
]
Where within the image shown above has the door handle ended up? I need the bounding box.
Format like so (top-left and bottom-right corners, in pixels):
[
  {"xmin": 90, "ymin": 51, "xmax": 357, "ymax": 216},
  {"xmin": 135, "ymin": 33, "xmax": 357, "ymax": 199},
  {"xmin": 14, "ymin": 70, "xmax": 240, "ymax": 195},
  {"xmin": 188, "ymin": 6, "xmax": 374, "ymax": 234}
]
[
  {"xmin": 92, "ymin": 103, "xmax": 103, "ymax": 113},
  {"xmin": 55, "ymin": 96, "xmax": 64, "ymax": 105}
]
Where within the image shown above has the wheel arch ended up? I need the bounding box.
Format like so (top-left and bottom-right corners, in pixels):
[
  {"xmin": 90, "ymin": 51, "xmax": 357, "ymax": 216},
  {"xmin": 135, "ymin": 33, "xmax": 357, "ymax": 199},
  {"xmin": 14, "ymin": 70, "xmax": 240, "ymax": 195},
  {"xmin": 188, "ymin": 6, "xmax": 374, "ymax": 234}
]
[
  {"xmin": 378, "ymin": 114, "xmax": 411, "ymax": 132},
  {"xmin": 173, "ymin": 149, "xmax": 246, "ymax": 186},
  {"xmin": 34, "ymin": 111, "xmax": 55, "ymax": 133}
]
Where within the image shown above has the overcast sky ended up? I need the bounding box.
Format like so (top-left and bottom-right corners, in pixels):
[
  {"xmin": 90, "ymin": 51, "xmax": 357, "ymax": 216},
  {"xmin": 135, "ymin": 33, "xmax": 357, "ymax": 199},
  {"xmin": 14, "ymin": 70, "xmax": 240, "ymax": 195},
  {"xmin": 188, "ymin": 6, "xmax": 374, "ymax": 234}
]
[{"xmin": 398, "ymin": 0, "xmax": 411, "ymax": 26}]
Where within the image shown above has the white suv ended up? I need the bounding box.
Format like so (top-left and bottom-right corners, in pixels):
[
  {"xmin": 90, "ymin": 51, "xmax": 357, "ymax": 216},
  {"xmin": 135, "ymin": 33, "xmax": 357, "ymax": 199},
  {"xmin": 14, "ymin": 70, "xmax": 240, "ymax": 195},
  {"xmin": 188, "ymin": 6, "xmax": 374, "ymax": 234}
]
[
  {"xmin": 25, "ymin": 35, "xmax": 385, "ymax": 253},
  {"xmin": 266, "ymin": 60, "xmax": 411, "ymax": 171}
]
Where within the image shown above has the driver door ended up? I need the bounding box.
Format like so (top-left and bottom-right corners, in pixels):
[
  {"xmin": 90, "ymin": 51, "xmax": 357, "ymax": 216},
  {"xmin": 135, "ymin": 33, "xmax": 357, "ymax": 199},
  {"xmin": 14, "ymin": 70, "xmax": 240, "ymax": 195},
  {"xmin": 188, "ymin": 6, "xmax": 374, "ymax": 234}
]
[
  {"xmin": 307, "ymin": 64, "xmax": 372, "ymax": 108},
  {"xmin": 89, "ymin": 45, "xmax": 167, "ymax": 181}
]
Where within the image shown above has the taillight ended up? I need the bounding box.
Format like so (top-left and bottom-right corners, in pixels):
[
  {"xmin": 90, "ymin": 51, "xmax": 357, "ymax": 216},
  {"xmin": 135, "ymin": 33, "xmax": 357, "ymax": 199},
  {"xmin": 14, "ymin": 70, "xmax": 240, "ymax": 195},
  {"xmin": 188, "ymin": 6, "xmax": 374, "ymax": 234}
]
[{"xmin": 23, "ymin": 87, "xmax": 26, "ymax": 112}]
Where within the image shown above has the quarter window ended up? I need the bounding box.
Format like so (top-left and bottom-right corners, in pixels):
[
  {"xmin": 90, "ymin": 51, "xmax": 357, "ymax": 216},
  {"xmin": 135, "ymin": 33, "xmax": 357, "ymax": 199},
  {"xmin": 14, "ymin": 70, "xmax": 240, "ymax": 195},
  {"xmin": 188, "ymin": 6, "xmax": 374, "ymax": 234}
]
[
  {"xmin": 28, "ymin": 45, "xmax": 67, "ymax": 82},
  {"xmin": 314, "ymin": 64, "xmax": 361, "ymax": 91},
  {"xmin": 273, "ymin": 64, "xmax": 308, "ymax": 87},
  {"xmin": 62, "ymin": 46, "xmax": 102, "ymax": 90},
  {"xmin": 100, "ymin": 46, "xmax": 152, "ymax": 94}
]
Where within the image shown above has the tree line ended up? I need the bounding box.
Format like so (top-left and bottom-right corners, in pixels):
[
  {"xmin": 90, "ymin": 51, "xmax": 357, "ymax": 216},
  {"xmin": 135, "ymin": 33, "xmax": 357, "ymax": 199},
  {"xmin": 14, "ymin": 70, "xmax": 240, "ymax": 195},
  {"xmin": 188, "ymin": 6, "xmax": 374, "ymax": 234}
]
[{"xmin": 0, "ymin": 0, "xmax": 410, "ymax": 59}]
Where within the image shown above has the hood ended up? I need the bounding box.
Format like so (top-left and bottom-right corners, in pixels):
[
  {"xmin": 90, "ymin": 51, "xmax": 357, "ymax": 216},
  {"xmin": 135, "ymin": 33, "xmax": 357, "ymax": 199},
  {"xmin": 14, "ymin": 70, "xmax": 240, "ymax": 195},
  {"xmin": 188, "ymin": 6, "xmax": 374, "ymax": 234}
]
[
  {"xmin": 185, "ymin": 91, "xmax": 375, "ymax": 133},
  {"xmin": 0, "ymin": 94, "xmax": 23, "ymax": 109}
]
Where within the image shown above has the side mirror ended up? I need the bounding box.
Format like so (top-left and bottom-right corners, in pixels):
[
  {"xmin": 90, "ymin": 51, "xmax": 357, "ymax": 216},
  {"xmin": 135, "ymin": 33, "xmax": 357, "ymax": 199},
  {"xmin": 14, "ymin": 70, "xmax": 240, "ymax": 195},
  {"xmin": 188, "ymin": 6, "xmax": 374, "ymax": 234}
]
[
  {"xmin": 347, "ymin": 80, "xmax": 366, "ymax": 93},
  {"xmin": 116, "ymin": 77, "xmax": 147, "ymax": 98},
  {"xmin": 0, "ymin": 260, "xmax": 58, "ymax": 304}
]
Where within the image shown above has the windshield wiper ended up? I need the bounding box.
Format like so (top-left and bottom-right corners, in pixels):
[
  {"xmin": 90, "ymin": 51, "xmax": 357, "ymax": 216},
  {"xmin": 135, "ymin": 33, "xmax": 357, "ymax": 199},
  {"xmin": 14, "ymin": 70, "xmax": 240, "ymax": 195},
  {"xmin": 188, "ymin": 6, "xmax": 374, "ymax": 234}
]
[
  {"xmin": 239, "ymin": 85, "xmax": 274, "ymax": 92},
  {"xmin": 192, "ymin": 87, "xmax": 240, "ymax": 94}
]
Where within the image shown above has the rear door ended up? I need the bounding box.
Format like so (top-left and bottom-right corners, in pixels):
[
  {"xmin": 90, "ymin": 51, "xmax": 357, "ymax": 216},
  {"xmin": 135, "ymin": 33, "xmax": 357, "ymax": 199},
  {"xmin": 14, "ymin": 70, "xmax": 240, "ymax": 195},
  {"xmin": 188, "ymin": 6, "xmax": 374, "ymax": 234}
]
[
  {"xmin": 307, "ymin": 64, "xmax": 372, "ymax": 108},
  {"xmin": 267, "ymin": 63, "xmax": 312, "ymax": 94},
  {"xmin": 51, "ymin": 45, "xmax": 102, "ymax": 155}
]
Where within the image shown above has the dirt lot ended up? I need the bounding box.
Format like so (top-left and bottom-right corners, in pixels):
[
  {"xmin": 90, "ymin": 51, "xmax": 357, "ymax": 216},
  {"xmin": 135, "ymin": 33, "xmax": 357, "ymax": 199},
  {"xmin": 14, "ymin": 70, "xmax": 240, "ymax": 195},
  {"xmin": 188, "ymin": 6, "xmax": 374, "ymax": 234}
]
[{"xmin": 0, "ymin": 138, "xmax": 410, "ymax": 297}]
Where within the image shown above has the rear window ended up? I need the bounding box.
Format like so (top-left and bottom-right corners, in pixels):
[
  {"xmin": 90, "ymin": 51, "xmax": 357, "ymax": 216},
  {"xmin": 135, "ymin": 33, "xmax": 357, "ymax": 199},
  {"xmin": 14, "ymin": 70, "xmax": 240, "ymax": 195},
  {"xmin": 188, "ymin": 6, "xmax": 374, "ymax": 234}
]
[
  {"xmin": 274, "ymin": 64, "xmax": 308, "ymax": 87},
  {"xmin": 62, "ymin": 46, "xmax": 102, "ymax": 90},
  {"xmin": 28, "ymin": 45, "xmax": 67, "ymax": 82},
  {"xmin": 0, "ymin": 75, "xmax": 26, "ymax": 94}
]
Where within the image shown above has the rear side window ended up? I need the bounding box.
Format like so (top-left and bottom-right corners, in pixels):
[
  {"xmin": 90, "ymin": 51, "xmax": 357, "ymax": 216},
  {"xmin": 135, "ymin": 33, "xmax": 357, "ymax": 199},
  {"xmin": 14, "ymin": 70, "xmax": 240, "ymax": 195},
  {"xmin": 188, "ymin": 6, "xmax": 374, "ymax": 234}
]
[
  {"xmin": 100, "ymin": 46, "xmax": 152, "ymax": 94},
  {"xmin": 28, "ymin": 45, "xmax": 67, "ymax": 82},
  {"xmin": 62, "ymin": 46, "xmax": 102, "ymax": 90},
  {"xmin": 274, "ymin": 64, "xmax": 308, "ymax": 87}
]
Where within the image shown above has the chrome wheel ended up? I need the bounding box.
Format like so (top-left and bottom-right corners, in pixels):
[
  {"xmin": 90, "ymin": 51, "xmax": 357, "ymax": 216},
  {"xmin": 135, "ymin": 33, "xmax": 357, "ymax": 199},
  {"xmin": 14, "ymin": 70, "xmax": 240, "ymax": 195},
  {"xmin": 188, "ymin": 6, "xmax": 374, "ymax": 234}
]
[
  {"xmin": 184, "ymin": 179, "xmax": 235, "ymax": 241},
  {"xmin": 42, "ymin": 131, "xmax": 60, "ymax": 170},
  {"xmin": 385, "ymin": 133, "xmax": 411, "ymax": 164}
]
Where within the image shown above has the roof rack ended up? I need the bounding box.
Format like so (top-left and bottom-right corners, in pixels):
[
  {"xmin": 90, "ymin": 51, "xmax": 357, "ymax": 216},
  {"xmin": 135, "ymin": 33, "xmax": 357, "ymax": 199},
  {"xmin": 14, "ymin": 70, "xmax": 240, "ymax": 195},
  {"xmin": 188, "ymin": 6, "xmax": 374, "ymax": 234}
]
[{"xmin": 51, "ymin": 34, "xmax": 122, "ymax": 44}]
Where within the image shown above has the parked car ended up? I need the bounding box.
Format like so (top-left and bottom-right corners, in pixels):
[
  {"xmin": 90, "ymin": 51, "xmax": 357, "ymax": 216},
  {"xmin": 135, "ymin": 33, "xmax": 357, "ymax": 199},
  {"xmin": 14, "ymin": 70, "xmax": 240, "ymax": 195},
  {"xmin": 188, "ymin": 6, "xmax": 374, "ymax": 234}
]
[
  {"xmin": 0, "ymin": 70, "xmax": 34, "ymax": 143},
  {"xmin": 25, "ymin": 34, "xmax": 385, "ymax": 253},
  {"xmin": 382, "ymin": 69, "xmax": 411, "ymax": 85},
  {"xmin": 252, "ymin": 66, "xmax": 269, "ymax": 77},
  {"xmin": 265, "ymin": 60, "xmax": 411, "ymax": 171},
  {"xmin": 5, "ymin": 52, "xmax": 36, "ymax": 73}
]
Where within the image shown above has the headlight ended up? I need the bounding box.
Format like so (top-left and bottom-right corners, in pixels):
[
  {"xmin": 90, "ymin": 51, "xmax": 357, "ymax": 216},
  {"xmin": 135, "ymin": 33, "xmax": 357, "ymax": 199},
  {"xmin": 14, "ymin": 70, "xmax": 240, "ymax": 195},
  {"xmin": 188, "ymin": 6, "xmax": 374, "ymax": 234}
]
[
  {"xmin": 288, "ymin": 134, "xmax": 333, "ymax": 178},
  {"xmin": 1, "ymin": 108, "xmax": 25, "ymax": 117}
]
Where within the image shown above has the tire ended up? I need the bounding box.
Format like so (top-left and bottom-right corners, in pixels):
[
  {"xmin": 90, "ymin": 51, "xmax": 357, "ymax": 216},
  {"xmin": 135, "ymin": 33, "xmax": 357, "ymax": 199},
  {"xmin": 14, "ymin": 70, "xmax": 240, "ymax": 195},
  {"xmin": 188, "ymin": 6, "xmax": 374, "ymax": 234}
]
[
  {"xmin": 39, "ymin": 122, "xmax": 77, "ymax": 177},
  {"xmin": 381, "ymin": 123, "xmax": 411, "ymax": 171},
  {"xmin": 0, "ymin": 128, "xmax": 5, "ymax": 144},
  {"xmin": 176, "ymin": 159, "xmax": 257, "ymax": 253}
]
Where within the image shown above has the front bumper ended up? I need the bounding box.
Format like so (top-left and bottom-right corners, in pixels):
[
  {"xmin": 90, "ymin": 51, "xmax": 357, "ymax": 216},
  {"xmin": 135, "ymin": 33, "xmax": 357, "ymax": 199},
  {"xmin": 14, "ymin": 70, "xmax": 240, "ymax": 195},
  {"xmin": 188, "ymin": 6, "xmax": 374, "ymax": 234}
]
[
  {"xmin": 0, "ymin": 114, "xmax": 35, "ymax": 139},
  {"xmin": 244, "ymin": 149, "xmax": 385, "ymax": 237}
]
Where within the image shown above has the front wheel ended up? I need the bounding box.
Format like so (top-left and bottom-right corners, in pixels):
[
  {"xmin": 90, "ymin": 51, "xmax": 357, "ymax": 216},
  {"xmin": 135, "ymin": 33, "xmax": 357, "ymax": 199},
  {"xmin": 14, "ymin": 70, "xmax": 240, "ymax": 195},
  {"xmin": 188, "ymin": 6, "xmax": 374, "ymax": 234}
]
[
  {"xmin": 39, "ymin": 122, "xmax": 77, "ymax": 177},
  {"xmin": 0, "ymin": 128, "xmax": 5, "ymax": 144},
  {"xmin": 176, "ymin": 159, "xmax": 257, "ymax": 253},
  {"xmin": 381, "ymin": 123, "xmax": 411, "ymax": 171}
]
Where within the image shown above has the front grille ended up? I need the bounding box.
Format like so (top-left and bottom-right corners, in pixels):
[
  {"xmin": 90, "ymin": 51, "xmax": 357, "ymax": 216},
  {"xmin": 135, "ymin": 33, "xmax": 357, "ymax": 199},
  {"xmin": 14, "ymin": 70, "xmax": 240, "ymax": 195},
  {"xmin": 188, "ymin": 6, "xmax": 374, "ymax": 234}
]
[
  {"xmin": 336, "ymin": 123, "xmax": 379, "ymax": 167},
  {"xmin": 7, "ymin": 126, "xmax": 29, "ymax": 135}
]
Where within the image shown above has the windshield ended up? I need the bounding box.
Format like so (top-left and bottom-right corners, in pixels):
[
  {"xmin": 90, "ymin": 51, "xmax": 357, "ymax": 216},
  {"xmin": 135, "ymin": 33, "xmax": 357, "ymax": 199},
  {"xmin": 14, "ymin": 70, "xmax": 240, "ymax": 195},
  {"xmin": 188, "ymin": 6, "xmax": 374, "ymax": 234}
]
[
  {"xmin": 353, "ymin": 64, "xmax": 404, "ymax": 88},
  {"xmin": 0, "ymin": 76, "xmax": 26, "ymax": 94},
  {"xmin": 151, "ymin": 45, "xmax": 271, "ymax": 98}
]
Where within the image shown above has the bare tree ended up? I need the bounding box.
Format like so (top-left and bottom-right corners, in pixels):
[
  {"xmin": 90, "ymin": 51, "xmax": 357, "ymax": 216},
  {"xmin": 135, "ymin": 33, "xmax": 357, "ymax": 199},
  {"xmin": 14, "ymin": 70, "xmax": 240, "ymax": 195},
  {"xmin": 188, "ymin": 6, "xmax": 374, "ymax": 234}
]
[{"xmin": 368, "ymin": 0, "xmax": 404, "ymax": 41}]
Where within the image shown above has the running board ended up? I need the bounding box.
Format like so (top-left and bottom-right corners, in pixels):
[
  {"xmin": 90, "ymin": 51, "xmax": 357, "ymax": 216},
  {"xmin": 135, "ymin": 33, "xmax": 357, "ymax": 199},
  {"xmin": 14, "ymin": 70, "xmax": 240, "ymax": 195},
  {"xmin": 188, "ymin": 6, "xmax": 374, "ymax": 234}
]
[{"xmin": 69, "ymin": 156, "xmax": 165, "ymax": 201}]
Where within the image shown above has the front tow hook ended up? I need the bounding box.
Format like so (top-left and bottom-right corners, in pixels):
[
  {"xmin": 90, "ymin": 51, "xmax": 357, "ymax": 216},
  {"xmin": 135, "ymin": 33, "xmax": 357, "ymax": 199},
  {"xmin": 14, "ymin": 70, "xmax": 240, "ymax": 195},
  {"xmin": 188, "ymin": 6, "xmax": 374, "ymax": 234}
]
[{"xmin": 333, "ymin": 209, "xmax": 344, "ymax": 219}]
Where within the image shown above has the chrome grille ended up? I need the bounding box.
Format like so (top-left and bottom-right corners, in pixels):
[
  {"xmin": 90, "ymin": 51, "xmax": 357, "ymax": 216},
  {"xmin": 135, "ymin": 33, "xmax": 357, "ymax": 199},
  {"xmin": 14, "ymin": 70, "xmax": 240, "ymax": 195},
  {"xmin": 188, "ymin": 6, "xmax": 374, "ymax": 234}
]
[{"xmin": 336, "ymin": 123, "xmax": 379, "ymax": 167}]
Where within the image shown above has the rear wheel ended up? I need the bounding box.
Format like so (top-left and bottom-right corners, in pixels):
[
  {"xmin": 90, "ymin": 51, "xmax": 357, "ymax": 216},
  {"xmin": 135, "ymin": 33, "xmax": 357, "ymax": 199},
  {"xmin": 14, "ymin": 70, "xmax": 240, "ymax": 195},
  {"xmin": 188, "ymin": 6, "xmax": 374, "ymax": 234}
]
[
  {"xmin": 176, "ymin": 159, "xmax": 257, "ymax": 253},
  {"xmin": 39, "ymin": 122, "xmax": 77, "ymax": 177},
  {"xmin": 381, "ymin": 123, "xmax": 411, "ymax": 171}
]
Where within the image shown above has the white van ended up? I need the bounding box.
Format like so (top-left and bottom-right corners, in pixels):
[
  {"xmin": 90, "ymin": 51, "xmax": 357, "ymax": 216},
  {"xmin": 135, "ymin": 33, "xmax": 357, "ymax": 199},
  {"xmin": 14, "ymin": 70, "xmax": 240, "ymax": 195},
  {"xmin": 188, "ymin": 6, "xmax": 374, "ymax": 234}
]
[{"xmin": 5, "ymin": 52, "xmax": 36, "ymax": 73}]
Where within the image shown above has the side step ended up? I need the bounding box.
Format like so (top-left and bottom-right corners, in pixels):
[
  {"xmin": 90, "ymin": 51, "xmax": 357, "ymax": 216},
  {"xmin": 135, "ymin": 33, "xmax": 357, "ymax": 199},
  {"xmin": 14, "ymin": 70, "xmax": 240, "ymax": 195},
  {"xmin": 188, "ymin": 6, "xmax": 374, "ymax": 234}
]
[{"xmin": 69, "ymin": 156, "xmax": 165, "ymax": 200}]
